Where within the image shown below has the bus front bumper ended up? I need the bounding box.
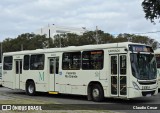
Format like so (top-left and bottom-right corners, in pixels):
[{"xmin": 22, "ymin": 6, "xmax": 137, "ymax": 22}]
[{"xmin": 128, "ymin": 87, "xmax": 158, "ymax": 98}]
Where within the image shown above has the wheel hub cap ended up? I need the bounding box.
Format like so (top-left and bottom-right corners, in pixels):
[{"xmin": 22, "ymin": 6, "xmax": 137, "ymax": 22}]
[{"xmin": 93, "ymin": 89, "xmax": 99, "ymax": 97}]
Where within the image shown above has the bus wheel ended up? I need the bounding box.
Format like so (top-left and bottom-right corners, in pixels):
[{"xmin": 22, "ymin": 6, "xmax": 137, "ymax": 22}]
[
  {"xmin": 91, "ymin": 84, "xmax": 104, "ymax": 102},
  {"xmin": 26, "ymin": 81, "xmax": 36, "ymax": 96}
]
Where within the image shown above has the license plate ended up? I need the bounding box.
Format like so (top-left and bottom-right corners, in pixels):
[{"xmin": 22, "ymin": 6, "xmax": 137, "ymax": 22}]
[
  {"xmin": 146, "ymin": 94, "xmax": 151, "ymax": 97},
  {"xmin": 142, "ymin": 86, "xmax": 150, "ymax": 90}
]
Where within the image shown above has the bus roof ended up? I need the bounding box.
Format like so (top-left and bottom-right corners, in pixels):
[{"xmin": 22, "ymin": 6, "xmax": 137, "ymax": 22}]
[{"xmin": 3, "ymin": 42, "xmax": 147, "ymax": 56}]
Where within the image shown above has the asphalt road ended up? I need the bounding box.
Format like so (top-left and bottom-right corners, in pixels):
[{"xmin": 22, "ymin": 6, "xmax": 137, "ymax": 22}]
[{"xmin": 0, "ymin": 87, "xmax": 160, "ymax": 113}]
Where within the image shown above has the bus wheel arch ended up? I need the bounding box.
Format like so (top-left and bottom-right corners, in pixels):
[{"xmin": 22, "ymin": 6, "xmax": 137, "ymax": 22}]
[
  {"xmin": 87, "ymin": 81, "xmax": 104, "ymax": 102},
  {"xmin": 26, "ymin": 79, "xmax": 36, "ymax": 96}
]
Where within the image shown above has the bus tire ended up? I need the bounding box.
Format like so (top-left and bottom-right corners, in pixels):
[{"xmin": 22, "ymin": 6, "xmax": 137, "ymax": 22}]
[
  {"xmin": 26, "ymin": 81, "xmax": 36, "ymax": 96},
  {"xmin": 91, "ymin": 84, "xmax": 104, "ymax": 102}
]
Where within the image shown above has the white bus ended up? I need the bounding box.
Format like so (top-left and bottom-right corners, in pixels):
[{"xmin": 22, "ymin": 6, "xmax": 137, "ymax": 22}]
[
  {"xmin": 154, "ymin": 48, "xmax": 160, "ymax": 90},
  {"xmin": 2, "ymin": 42, "xmax": 158, "ymax": 102}
]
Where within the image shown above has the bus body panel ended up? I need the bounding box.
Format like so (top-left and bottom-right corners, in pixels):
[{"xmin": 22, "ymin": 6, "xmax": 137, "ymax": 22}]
[{"xmin": 3, "ymin": 70, "xmax": 14, "ymax": 89}]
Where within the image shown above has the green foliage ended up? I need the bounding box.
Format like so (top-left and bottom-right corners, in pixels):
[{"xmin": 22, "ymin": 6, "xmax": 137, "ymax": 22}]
[
  {"xmin": 0, "ymin": 31, "xmax": 159, "ymax": 62},
  {"xmin": 142, "ymin": 0, "xmax": 160, "ymax": 23}
]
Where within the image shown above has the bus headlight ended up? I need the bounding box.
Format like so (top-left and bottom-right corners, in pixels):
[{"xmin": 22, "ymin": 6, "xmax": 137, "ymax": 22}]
[{"xmin": 132, "ymin": 81, "xmax": 140, "ymax": 90}]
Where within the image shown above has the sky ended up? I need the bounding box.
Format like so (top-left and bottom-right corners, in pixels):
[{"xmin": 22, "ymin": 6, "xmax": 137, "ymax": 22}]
[{"xmin": 0, "ymin": 0, "xmax": 160, "ymax": 42}]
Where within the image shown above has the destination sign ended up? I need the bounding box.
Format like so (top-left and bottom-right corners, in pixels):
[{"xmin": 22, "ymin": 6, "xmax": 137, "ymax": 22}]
[{"xmin": 129, "ymin": 45, "xmax": 153, "ymax": 53}]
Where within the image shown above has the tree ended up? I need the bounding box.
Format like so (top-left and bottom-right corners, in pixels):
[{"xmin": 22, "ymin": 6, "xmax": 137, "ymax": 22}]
[
  {"xmin": 1, "ymin": 33, "xmax": 51, "ymax": 53},
  {"xmin": 53, "ymin": 34, "xmax": 68, "ymax": 47},
  {"xmin": 1, "ymin": 31, "xmax": 158, "ymax": 62},
  {"xmin": 80, "ymin": 31, "xmax": 97, "ymax": 45},
  {"xmin": 142, "ymin": 0, "xmax": 160, "ymax": 23},
  {"xmin": 98, "ymin": 32, "xmax": 114, "ymax": 44},
  {"xmin": 65, "ymin": 33, "xmax": 79, "ymax": 46},
  {"xmin": 114, "ymin": 34, "xmax": 129, "ymax": 42}
]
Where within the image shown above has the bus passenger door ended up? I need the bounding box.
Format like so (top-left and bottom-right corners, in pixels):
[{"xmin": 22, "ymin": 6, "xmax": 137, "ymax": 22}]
[
  {"xmin": 48, "ymin": 57, "xmax": 59, "ymax": 91},
  {"xmin": 15, "ymin": 60, "xmax": 22, "ymax": 89},
  {"xmin": 110, "ymin": 54, "xmax": 127, "ymax": 97}
]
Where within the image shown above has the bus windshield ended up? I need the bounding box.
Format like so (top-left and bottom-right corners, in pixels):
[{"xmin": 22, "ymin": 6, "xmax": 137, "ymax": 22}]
[{"xmin": 130, "ymin": 53, "xmax": 157, "ymax": 80}]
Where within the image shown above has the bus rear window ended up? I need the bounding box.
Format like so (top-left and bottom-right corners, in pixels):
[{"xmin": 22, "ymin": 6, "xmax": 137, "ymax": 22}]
[{"xmin": 3, "ymin": 56, "xmax": 13, "ymax": 70}]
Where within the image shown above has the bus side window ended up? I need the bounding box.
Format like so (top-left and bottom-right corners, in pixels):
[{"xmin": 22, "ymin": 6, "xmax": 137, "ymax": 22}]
[
  {"xmin": 62, "ymin": 52, "xmax": 81, "ymax": 70},
  {"xmin": 82, "ymin": 50, "xmax": 104, "ymax": 70},
  {"xmin": 30, "ymin": 54, "xmax": 44, "ymax": 70},
  {"xmin": 23, "ymin": 55, "xmax": 30, "ymax": 70},
  {"xmin": 3, "ymin": 56, "xmax": 13, "ymax": 70}
]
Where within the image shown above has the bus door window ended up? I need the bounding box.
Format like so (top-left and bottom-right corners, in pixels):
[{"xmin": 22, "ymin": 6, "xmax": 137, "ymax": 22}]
[
  {"xmin": 111, "ymin": 55, "xmax": 127, "ymax": 96},
  {"xmin": 50, "ymin": 59, "xmax": 54, "ymax": 74},
  {"xmin": 120, "ymin": 55, "xmax": 126, "ymax": 74},
  {"xmin": 111, "ymin": 56, "xmax": 118, "ymax": 95},
  {"xmin": 50, "ymin": 57, "xmax": 59, "ymax": 74},
  {"xmin": 111, "ymin": 56, "xmax": 117, "ymax": 75},
  {"xmin": 120, "ymin": 55, "xmax": 127, "ymax": 95},
  {"xmin": 16, "ymin": 60, "xmax": 22, "ymax": 74}
]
